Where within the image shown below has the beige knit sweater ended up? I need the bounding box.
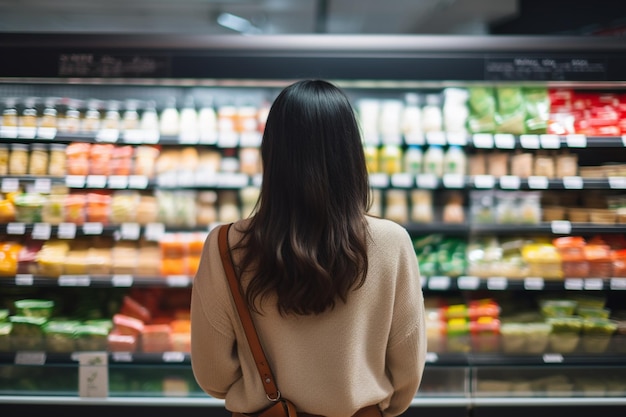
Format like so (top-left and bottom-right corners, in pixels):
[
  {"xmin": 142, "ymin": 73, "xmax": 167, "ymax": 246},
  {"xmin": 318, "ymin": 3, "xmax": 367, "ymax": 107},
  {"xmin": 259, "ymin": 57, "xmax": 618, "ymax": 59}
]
[{"xmin": 191, "ymin": 216, "xmax": 426, "ymax": 417}]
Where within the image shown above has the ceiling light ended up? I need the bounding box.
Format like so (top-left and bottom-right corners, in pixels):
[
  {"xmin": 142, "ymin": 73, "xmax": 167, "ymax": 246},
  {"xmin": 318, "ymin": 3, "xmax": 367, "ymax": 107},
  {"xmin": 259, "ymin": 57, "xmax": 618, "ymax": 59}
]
[{"xmin": 217, "ymin": 12, "xmax": 261, "ymax": 34}]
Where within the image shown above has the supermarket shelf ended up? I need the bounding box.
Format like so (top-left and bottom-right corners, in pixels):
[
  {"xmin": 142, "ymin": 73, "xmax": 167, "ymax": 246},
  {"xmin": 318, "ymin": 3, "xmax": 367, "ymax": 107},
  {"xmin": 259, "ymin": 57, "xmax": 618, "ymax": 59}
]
[
  {"xmin": 1, "ymin": 351, "xmax": 624, "ymax": 367},
  {"xmin": 2, "ymin": 275, "xmax": 625, "ymax": 291},
  {"xmin": 470, "ymin": 222, "xmax": 626, "ymax": 235}
]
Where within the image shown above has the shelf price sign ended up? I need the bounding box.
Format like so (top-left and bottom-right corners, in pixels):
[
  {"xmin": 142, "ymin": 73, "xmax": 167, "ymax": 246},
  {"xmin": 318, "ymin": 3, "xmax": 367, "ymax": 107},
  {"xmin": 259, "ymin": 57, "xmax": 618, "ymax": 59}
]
[{"xmin": 78, "ymin": 352, "xmax": 108, "ymax": 398}]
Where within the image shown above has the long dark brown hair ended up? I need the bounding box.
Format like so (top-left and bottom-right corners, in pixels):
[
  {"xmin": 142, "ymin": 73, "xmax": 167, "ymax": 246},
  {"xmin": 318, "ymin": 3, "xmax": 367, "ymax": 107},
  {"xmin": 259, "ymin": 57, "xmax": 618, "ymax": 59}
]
[{"xmin": 233, "ymin": 79, "xmax": 371, "ymax": 316}]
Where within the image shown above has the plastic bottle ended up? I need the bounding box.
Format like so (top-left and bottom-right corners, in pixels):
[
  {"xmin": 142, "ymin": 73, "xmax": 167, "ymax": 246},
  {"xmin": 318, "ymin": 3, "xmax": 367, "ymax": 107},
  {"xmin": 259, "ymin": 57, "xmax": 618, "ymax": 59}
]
[
  {"xmin": 379, "ymin": 144, "xmax": 402, "ymax": 175},
  {"xmin": 423, "ymin": 145, "xmax": 444, "ymax": 177},
  {"xmin": 401, "ymin": 93, "xmax": 423, "ymax": 145},
  {"xmin": 443, "ymin": 88, "xmax": 469, "ymax": 134},
  {"xmin": 159, "ymin": 97, "xmax": 179, "ymax": 136},
  {"xmin": 179, "ymin": 96, "xmax": 199, "ymax": 141},
  {"xmin": 403, "ymin": 145, "xmax": 423, "ymax": 175},
  {"xmin": 422, "ymin": 94, "xmax": 443, "ymax": 133},
  {"xmin": 443, "ymin": 145, "xmax": 467, "ymax": 176},
  {"xmin": 198, "ymin": 98, "xmax": 218, "ymax": 143}
]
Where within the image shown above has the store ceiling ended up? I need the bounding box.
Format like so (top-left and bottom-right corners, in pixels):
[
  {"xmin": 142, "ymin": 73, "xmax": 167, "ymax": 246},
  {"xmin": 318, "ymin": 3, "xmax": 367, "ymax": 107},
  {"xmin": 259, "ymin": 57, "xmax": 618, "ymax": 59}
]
[{"xmin": 0, "ymin": 0, "xmax": 520, "ymax": 35}]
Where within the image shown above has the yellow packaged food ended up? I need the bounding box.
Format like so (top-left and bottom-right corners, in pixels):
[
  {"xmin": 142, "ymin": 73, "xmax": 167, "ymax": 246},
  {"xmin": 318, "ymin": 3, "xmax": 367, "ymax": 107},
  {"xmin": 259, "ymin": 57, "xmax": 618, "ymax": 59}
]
[{"xmin": 0, "ymin": 242, "xmax": 22, "ymax": 276}]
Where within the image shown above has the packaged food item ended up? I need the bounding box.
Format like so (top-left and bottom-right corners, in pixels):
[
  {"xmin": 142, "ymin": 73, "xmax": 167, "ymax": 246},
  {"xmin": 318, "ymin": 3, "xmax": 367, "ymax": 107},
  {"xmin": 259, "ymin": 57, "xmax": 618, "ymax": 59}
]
[
  {"xmin": 9, "ymin": 143, "xmax": 29, "ymax": 175},
  {"xmin": 467, "ymin": 87, "xmax": 496, "ymax": 133},
  {"xmin": 86, "ymin": 247, "xmax": 112, "ymax": 275},
  {"xmin": 470, "ymin": 316, "xmax": 501, "ymax": 353},
  {"xmin": 584, "ymin": 244, "xmax": 613, "ymax": 277},
  {"xmin": 0, "ymin": 322, "xmax": 11, "ymax": 352},
  {"xmin": 9, "ymin": 315, "xmax": 47, "ymax": 350},
  {"xmin": 411, "ymin": 189, "xmax": 433, "ymax": 223},
  {"xmin": 113, "ymin": 313, "xmax": 145, "ymax": 337},
  {"xmin": 44, "ymin": 320, "xmax": 79, "ymax": 353},
  {"xmin": 524, "ymin": 322, "xmax": 553, "ymax": 354},
  {"xmin": 423, "ymin": 145, "xmax": 444, "ymax": 177},
  {"xmin": 48, "ymin": 143, "xmax": 67, "ymax": 176},
  {"xmin": 384, "ymin": 190, "xmax": 408, "ymax": 224},
  {"xmin": 523, "ymin": 87, "xmax": 550, "ymax": 134},
  {"xmin": 553, "ymin": 236, "xmax": 589, "ymax": 278},
  {"xmin": 442, "ymin": 191, "xmax": 465, "ymax": 224},
  {"xmin": 443, "ymin": 145, "xmax": 467, "ymax": 176},
  {"xmin": 445, "ymin": 318, "xmax": 470, "ymax": 353},
  {"xmin": 0, "ymin": 144, "xmax": 9, "ymax": 175},
  {"xmin": 141, "ymin": 324, "xmax": 172, "ymax": 353},
  {"xmin": 63, "ymin": 249, "xmax": 88, "ymax": 275},
  {"xmin": 65, "ymin": 142, "xmax": 91, "ymax": 176},
  {"xmin": 363, "ymin": 145, "xmax": 379, "ymax": 173},
  {"xmin": 540, "ymin": 299, "xmax": 578, "ymax": 318},
  {"xmin": 28, "ymin": 143, "xmax": 48, "ymax": 176},
  {"xmin": 111, "ymin": 242, "xmax": 138, "ymax": 275},
  {"xmin": 120, "ymin": 295, "xmax": 152, "ymax": 324},
  {"xmin": 421, "ymin": 94, "xmax": 443, "ymax": 133},
  {"xmin": 14, "ymin": 299, "xmax": 54, "ymax": 319},
  {"xmin": 443, "ymin": 88, "xmax": 469, "ymax": 134},
  {"xmin": 510, "ymin": 151, "xmax": 533, "ymax": 178},
  {"xmin": 379, "ymin": 144, "xmax": 402, "ymax": 175},
  {"xmin": 160, "ymin": 98, "xmax": 180, "ymax": 136},
  {"xmin": 0, "ymin": 242, "xmax": 21, "ymax": 276},
  {"xmin": 89, "ymin": 143, "xmax": 114, "ymax": 176},
  {"xmin": 74, "ymin": 324, "xmax": 109, "ymax": 351},
  {"xmin": 495, "ymin": 87, "xmax": 526, "ymax": 134},
  {"xmin": 81, "ymin": 99, "xmax": 102, "ymax": 133},
  {"xmin": 64, "ymin": 193, "xmax": 87, "ymax": 224},
  {"xmin": 107, "ymin": 331, "xmax": 138, "ymax": 352},
  {"xmin": 86, "ymin": 192, "xmax": 111, "ymax": 224},
  {"xmin": 547, "ymin": 316, "xmax": 583, "ymax": 353},
  {"xmin": 581, "ymin": 318, "xmax": 617, "ymax": 353},
  {"xmin": 378, "ymin": 99, "xmax": 402, "ymax": 142},
  {"xmin": 13, "ymin": 193, "xmax": 46, "ymax": 223},
  {"xmin": 401, "ymin": 93, "xmax": 423, "ymax": 144},
  {"xmin": 35, "ymin": 240, "xmax": 70, "ymax": 277}
]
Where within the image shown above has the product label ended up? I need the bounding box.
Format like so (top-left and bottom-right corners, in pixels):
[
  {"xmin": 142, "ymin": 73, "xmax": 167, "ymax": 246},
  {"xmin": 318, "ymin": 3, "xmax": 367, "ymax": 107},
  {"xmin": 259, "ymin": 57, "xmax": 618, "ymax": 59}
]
[{"xmin": 485, "ymin": 57, "xmax": 607, "ymax": 81}]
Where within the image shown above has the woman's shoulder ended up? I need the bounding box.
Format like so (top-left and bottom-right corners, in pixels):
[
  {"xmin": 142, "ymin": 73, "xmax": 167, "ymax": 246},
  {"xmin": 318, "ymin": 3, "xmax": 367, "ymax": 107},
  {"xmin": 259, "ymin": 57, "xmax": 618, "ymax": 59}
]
[{"xmin": 365, "ymin": 215, "xmax": 411, "ymax": 242}]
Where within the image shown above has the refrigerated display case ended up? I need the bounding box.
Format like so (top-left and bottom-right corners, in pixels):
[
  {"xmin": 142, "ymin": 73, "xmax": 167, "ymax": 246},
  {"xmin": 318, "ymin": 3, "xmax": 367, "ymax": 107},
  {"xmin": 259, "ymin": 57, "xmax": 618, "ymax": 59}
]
[{"xmin": 1, "ymin": 33, "xmax": 626, "ymax": 417}]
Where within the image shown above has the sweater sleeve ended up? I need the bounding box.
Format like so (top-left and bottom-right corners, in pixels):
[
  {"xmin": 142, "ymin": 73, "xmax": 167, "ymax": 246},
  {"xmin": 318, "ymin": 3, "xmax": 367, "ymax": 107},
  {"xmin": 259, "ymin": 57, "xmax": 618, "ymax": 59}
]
[
  {"xmin": 190, "ymin": 228, "xmax": 241, "ymax": 399},
  {"xmin": 383, "ymin": 227, "xmax": 427, "ymax": 417}
]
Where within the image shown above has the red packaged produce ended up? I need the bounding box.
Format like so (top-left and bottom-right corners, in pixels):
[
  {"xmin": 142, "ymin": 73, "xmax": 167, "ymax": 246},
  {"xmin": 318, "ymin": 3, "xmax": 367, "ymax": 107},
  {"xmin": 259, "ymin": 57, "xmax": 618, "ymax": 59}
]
[
  {"xmin": 120, "ymin": 295, "xmax": 152, "ymax": 324},
  {"xmin": 113, "ymin": 313, "xmax": 144, "ymax": 337},
  {"xmin": 141, "ymin": 324, "xmax": 172, "ymax": 353},
  {"xmin": 107, "ymin": 332, "xmax": 138, "ymax": 352}
]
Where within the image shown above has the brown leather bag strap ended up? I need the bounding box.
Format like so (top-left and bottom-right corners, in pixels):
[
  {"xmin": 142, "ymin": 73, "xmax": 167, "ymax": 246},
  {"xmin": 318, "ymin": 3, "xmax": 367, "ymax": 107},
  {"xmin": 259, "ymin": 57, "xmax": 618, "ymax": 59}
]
[{"xmin": 218, "ymin": 223, "xmax": 281, "ymax": 401}]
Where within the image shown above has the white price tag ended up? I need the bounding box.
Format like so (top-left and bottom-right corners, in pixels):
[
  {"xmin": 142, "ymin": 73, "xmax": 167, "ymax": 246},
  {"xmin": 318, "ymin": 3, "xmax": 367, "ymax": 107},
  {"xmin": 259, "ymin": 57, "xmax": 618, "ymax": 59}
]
[
  {"xmin": 112, "ymin": 274, "xmax": 134, "ymax": 287},
  {"xmin": 108, "ymin": 175, "xmax": 129, "ymax": 189},
  {"xmin": 32, "ymin": 223, "xmax": 52, "ymax": 240},
  {"xmin": 528, "ymin": 176, "xmax": 549, "ymax": 189},
  {"xmin": 428, "ymin": 276, "xmax": 451, "ymax": 291},
  {"xmin": 37, "ymin": 127, "xmax": 57, "ymax": 140},
  {"xmin": 425, "ymin": 352, "xmax": 439, "ymax": 363},
  {"xmin": 176, "ymin": 170, "xmax": 195, "ymax": 187},
  {"xmin": 217, "ymin": 173, "xmax": 249, "ymax": 188},
  {"xmin": 78, "ymin": 352, "xmax": 108, "ymax": 398},
  {"xmin": 86, "ymin": 175, "xmax": 107, "ymax": 188},
  {"xmin": 122, "ymin": 129, "xmax": 144, "ymax": 144},
  {"xmin": 57, "ymin": 222, "xmax": 77, "ymax": 239},
  {"xmin": 584, "ymin": 278, "xmax": 604, "ymax": 290},
  {"xmin": 472, "ymin": 133, "xmax": 494, "ymax": 149},
  {"xmin": 520, "ymin": 134, "xmax": 540, "ymax": 149},
  {"xmin": 442, "ymin": 174, "xmax": 464, "ymax": 189},
  {"xmin": 473, "ymin": 175, "xmax": 495, "ymax": 189},
  {"xmin": 65, "ymin": 175, "xmax": 86, "ymax": 188},
  {"xmin": 551, "ymin": 220, "xmax": 572, "ymax": 234},
  {"xmin": 391, "ymin": 173, "xmax": 414, "ymax": 188},
  {"xmin": 178, "ymin": 132, "xmax": 199, "ymax": 145},
  {"xmin": 416, "ymin": 173, "xmax": 438, "ymax": 189},
  {"xmin": 499, "ymin": 175, "xmax": 520, "ymax": 190},
  {"xmin": 18, "ymin": 126, "xmax": 37, "ymax": 139},
  {"xmin": 446, "ymin": 132, "xmax": 467, "ymax": 146},
  {"xmin": 59, "ymin": 275, "xmax": 91, "ymax": 286},
  {"xmin": 166, "ymin": 275, "xmax": 191, "ymax": 287},
  {"xmin": 15, "ymin": 351, "xmax": 46, "ymax": 365},
  {"xmin": 15, "ymin": 274, "xmax": 34, "ymax": 286},
  {"xmin": 82, "ymin": 222, "xmax": 103, "ymax": 235},
  {"xmin": 144, "ymin": 223, "xmax": 165, "ymax": 241},
  {"xmin": 7, "ymin": 222, "xmax": 25, "ymax": 235},
  {"xmin": 524, "ymin": 277, "xmax": 545, "ymax": 290},
  {"xmin": 382, "ymin": 134, "xmax": 402, "ymax": 146},
  {"xmin": 540, "ymin": 134, "xmax": 561, "ymax": 149},
  {"xmin": 96, "ymin": 128, "xmax": 119, "ymax": 143},
  {"xmin": 487, "ymin": 277, "xmax": 508, "ymax": 290},
  {"xmin": 162, "ymin": 351, "xmax": 186, "ymax": 363},
  {"xmin": 120, "ymin": 223, "xmax": 140, "ymax": 240},
  {"xmin": 1, "ymin": 178, "xmax": 19, "ymax": 193},
  {"xmin": 217, "ymin": 132, "xmax": 239, "ymax": 148},
  {"xmin": 562, "ymin": 176, "xmax": 583, "ymax": 189},
  {"xmin": 239, "ymin": 132, "xmax": 262, "ymax": 147},
  {"xmin": 564, "ymin": 278, "xmax": 584, "ymax": 290},
  {"xmin": 426, "ymin": 132, "xmax": 446, "ymax": 146},
  {"xmin": 494, "ymin": 134, "xmax": 515, "ymax": 149},
  {"xmin": 608, "ymin": 177, "xmax": 626, "ymax": 189},
  {"xmin": 142, "ymin": 130, "xmax": 160, "ymax": 144},
  {"xmin": 543, "ymin": 353, "xmax": 564, "ymax": 363},
  {"xmin": 566, "ymin": 134, "xmax": 587, "ymax": 148},
  {"xmin": 112, "ymin": 352, "xmax": 133, "ymax": 362},
  {"xmin": 33, "ymin": 178, "xmax": 51, "ymax": 193},
  {"xmin": 457, "ymin": 276, "xmax": 480, "ymax": 290},
  {"xmin": 0, "ymin": 126, "xmax": 18, "ymax": 138},
  {"xmin": 610, "ymin": 278, "xmax": 626, "ymax": 290},
  {"xmin": 128, "ymin": 175, "xmax": 149, "ymax": 189}
]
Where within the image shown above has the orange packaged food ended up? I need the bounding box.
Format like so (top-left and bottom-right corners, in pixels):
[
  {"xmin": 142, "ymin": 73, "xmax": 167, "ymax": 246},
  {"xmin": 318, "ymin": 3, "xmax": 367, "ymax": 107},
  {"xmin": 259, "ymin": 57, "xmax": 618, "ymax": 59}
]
[
  {"xmin": 86, "ymin": 192, "xmax": 111, "ymax": 224},
  {"xmin": 0, "ymin": 242, "xmax": 22, "ymax": 276},
  {"xmin": 141, "ymin": 324, "xmax": 172, "ymax": 353},
  {"xmin": 64, "ymin": 193, "xmax": 87, "ymax": 224},
  {"xmin": 65, "ymin": 142, "xmax": 91, "ymax": 175},
  {"xmin": 112, "ymin": 313, "xmax": 145, "ymax": 337},
  {"xmin": 120, "ymin": 295, "xmax": 152, "ymax": 324},
  {"xmin": 553, "ymin": 236, "xmax": 589, "ymax": 278},
  {"xmin": 89, "ymin": 143, "xmax": 115, "ymax": 175},
  {"xmin": 107, "ymin": 331, "xmax": 138, "ymax": 352}
]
